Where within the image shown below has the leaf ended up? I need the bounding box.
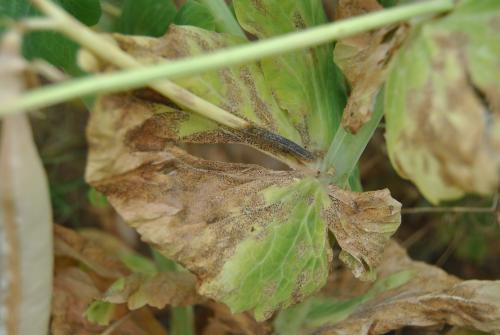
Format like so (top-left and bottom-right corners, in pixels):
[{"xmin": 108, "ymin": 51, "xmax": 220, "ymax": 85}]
[
  {"xmin": 273, "ymin": 270, "xmax": 413, "ymax": 334},
  {"xmin": 54, "ymin": 224, "xmax": 130, "ymax": 279},
  {"xmin": 102, "ymin": 272, "xmax": 202, "ymax": 310},
  {"xmin": 318, "ymin": 242, "xmax": 500, "ymax": 335},
  {"xmin": 114, "ymin": 0, "xmax": 177, "ymax": 37},
  {"xmin": 174, "ymin": 0, "xmax": 216, "ymax": 31},
  {"xmin": 326, "ymin": 187, "xmax": 401, "ymax": 281},
  {"xmin": 0, "ymin": 32, "xmax": 53, "ymax": 335},
  {"xmin": 202, "ymin": 301, "xmax": 271, "ymax": 335},
  {"xmin": 20, "ymin": 0, "xmax": 102, "ymax": 75},
  {"xmin": 84, "ymin": 8, "xmax": 400, "ymax": 320},
  {"xmin": 86, "ymin": 27, "xmax": 310, "ymax": 168},
  {"xmin": 233, "ymin": 0, "xmax": 347, "ymax": 152},
  {"xmin": 52, "ymin": 267, "xmax": 168, "ymax": 334},
  {"xmin": 56, "ymin": 0, "xmax": 101, "ymax": 26},
  {"xmin": 333, "ymin": 0, "xmax": 408, "ymax": 133},
  {"xmin": 384, "ymin": 0, "xmax": 500, "ymax": 203}
]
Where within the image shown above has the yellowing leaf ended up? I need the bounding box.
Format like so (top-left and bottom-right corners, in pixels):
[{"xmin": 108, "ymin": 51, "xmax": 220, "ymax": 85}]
[{"xmin": 384, "ymin": 0, "xmax": 500, "ymax": 203}]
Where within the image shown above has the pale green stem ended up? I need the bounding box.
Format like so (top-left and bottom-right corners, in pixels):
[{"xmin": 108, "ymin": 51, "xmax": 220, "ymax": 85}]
[
  {"xmin": 322, "ymin": 92, "xmax": 386, "ymax": 187},
  {"xmin": 198, "ymin": 0, "xmax": 246, "ymax": 37},
  {"xmin": 30, "ymin": 0, "xmax": 248, "ymax": 129},
  {"xmin": 1, "ymin": 0, "xmax": 454, "ymax": 119}
]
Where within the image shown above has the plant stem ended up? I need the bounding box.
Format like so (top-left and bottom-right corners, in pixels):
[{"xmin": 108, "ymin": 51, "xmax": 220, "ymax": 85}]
[
  {"xmin": 2, "ymin": 0, "xmax": 454, "ymax": 119},
  {"xmin": 322, "ymin": 92, "xmax": 386, "ymax": 186},
  {"xmin": 30, "ymin": 0, "xmax": 248, "ymax": 129},
  {"xmin": 198, "ymin": 0, "xmax": 246, "ymax": 37}
]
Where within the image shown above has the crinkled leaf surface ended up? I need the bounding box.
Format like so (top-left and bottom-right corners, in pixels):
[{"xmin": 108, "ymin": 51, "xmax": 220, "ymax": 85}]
[
  {"xmin": 102, "ymin": 272, "xmax": 201, "ymax": 310},
  {"xmin": 334, "ymin": 0, "xmax": 408, "ymax": 133},
  {"xmin": 318, "ymin": 242, "xmax": 500, "ymax": 335},
  {"xmin": 85, "ymin": 3, "xmax": 400, "ymax": 320},
  {"xmin": 234, "ymin": 0, "xmax": 347, "ymax": 152},
  {"xmin": 384, "ymin": 0, "xmax": 500, "ymax": 204}
]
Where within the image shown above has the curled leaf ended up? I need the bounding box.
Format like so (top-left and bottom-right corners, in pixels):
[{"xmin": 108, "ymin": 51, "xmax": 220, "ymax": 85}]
[
  {"xmin": 384, "ymin": 0, "xmax": 500, "ymax": 203},
  {"xmin": 102, "ymin": 272, "xmax": 201, "ymax": 310},
  {"xmin": 334, "ymin": 0, "xmax": 408, "ymax": 133},
  {"xmin": 320, "ymin": 242, "xmax": 500, "ymax": 335},
  {"xmin": 326, "ymin": 188, "xmax": 401, "ymax": 281}
]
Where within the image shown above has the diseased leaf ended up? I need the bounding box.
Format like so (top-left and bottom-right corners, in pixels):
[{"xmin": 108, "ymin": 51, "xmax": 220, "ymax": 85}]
[
  {"xmin": 84, "ymin": 4, "xmax": 400, "ymax": 320},
  {"xmin": 202, "ymin": 301, "xmax": 271, "ymax": 335},
  {"xmin": 384, "ymin": 0, "xmax": 500, "ymax": 203},
  {"xmin": 318, "ymin": 242, "xmax": 500, "ymax": 335},
  {"xmin": 326, "ymin": 188, "xmax": 401, "ymax": 281},
  {"xmin": 54, "ymin": 224, "xmax": 130, "ymax": 279},
  {"xmin": 102, "ymin": 272, "xmax": 201, "ymax": 310},
  {"xmin": 234, "ymin": 0, "xmax": 347, "ymax": 152},
  {"xmin": 52, "ymin": 267, "xmax": 168, "ymax": 334},
  {"xmin": 334, "ymin": 0, "xmax": 408, "ymax": 133},
  {"xmin": 273, "ymin": 269, "xmax": 413, "ymax": 334},
  {"xmin": 85, "ymin": 134, "xmax": 393, "ymax": 319}
]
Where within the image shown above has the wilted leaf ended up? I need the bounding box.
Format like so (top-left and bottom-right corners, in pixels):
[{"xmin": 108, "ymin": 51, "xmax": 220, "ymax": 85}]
[
  {"xmin": 0, "ymin": 31, "xmax": 53, "ymax": 335},
  {"xmin": 84, "ymin": 2, "xmax": 400, "ymax": 320},
  {"xmin": 273, "ymin": 269, "xmax": 413, "ymax": 335},
  {"xmin": 384, "ymin": 0, "xmax": 500, "ymax": 203},
  {"xmin": 318, "ymin": 242, "xmax": 500, "ymax": 335},
  {"xmin": 234, "ymin": 0, "xmax": 346, "ymax": 152},
  {"xmin": 202, "ymin": 301, "xmax": 272, "ymax": 335},
  {"xmin": 102, "ymin": 271, "xmax": 201, "ymax": 310},
  {"xmin": 334, "ymin": 0, "xmax": 408, "ymax": 133},
  {"xmin": 326, "ymin": 188, "xmax": 401, "ymax": 281},
  {"xmin": 54, "ymin": 224, "xmax": 130, "ymax": 279},
  {"xmin": 52, "ymin": 267, "xmax": 167, "ymax": 335}
]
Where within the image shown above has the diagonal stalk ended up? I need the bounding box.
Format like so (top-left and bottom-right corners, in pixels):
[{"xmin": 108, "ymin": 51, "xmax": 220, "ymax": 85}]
[
  {"xmin": 31, "ymin": 0, "xmax": 248, "ymax": 129},
  {"xmin": 1, "ymin": 0, "xmax": 454, "ymax": 118}
]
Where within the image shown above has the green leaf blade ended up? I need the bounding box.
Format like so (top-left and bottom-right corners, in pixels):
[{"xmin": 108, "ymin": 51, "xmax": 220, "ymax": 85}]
[
  {"xmin": 234, "ymin": 0, "xmax": 347, "ymax": 153},
  {"xmin": 201, "ymin": 177, "xmax": 332, "ymax": 321}
]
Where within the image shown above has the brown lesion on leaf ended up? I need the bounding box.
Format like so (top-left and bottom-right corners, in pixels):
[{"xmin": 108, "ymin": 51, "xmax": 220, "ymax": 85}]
[{"xmin": 325, "ymin": 187, "xmax": 401, "ymax": 281}]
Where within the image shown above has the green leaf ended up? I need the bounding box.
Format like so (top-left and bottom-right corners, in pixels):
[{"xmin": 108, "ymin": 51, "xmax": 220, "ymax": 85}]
[
  {"xmin": 384, "ymin": 0, "xmax": 500, "ymax": 204},
  {"xmin": 114, "ymin": 0, "xmax": 177, "ymax": 37},
  {"xmin": 197, "ymin": 0, "xmax": 245, "ymax": 37},
  {"xmin": 85, "ymin": 301, "xmax": 115, "ymax": 326},
  {"xmin": 201, "ymin": 178, "xmax": 332, "ymax": 320},
  {"xmin": 234, "ymin": 0, "xmax": 347, "ymax": 153},
  {"xmin": 174, "ymin": 0, "xmax": 215, "ymax": 31},
  {"xmin": 57, "ymin": 0, "xmax": 101, "ymax": 26},
  {"xmin": 14, "ymin": 0, "xmax": 101, "ymax": 75}
]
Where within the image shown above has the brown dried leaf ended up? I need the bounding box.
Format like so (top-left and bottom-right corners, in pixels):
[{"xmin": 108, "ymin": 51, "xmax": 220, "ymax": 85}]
[
  {"xmin": 334, "ymin": 0, "xmax": 408, "ymax": 133},
  {"xmin": 54, "ymin": 224, "xmax": 130, "ymax": 279},
  {"xmin": 326, "ymin": 188, "xmax": 401, "ymax": 281},
  {"xmin": 103, "ymin": 272, "xmax": 202, "ymax": 310},
  {"xmin": 202, "ymin": 301, "xmax": 271, "ymax": 335},
  {"xmin": 319, "ymin": 242, "xmax": 500, "ymax": 335},
  {"xmin": 51, "ymin": 267, "xmax": 167, "ymax": 335}
]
